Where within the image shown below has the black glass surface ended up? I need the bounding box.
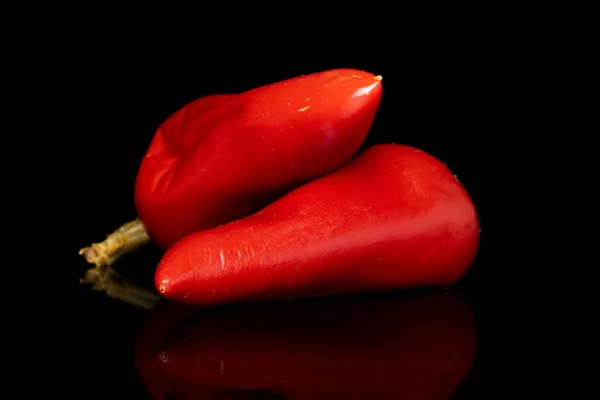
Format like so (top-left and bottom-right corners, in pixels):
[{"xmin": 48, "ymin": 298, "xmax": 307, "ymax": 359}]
[
  {"xmin": 78, "ymin": 260, "xmax": 484, "ymax": 399},
  {"xmin": 75, "ymin": 50, "xmax": 496, "ymax": 399}
]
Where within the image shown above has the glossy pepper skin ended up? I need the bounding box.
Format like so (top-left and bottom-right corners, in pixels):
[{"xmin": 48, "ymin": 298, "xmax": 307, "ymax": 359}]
[
  {"xmin": 157, "ymin": 289, "xmax": 476, "ymax": 399},
  {"xmin": 134, "ymin": 69, "xmax": 383, "ymax": 250},
  {"xmin": 155, "ymin": 144, "xmax": 479, "ymax": 305}
]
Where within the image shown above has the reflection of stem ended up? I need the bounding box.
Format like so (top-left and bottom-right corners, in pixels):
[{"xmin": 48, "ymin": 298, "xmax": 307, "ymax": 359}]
[
  {"xmin": 80, "ymin": 266, "xmax": 160, "ymax": 310},
  {"xmin": 79, "ymin": 218, "xmax": 151, "ymax": 268}
]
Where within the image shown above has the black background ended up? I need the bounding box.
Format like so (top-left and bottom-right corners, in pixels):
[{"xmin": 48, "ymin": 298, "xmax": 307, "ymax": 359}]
[{"xmin": 71, "ymin": 38, "xmax": 511, "ymax": 399}]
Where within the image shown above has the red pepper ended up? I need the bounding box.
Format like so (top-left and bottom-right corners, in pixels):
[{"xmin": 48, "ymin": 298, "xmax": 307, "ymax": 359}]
[
  {"xmin": 79, "ymin": 69, "xmax": 382, "ymax": 269},
  {"xmin": 155, "ymin": 144, "xmax": 480, "ymax": 305},
  {"xmin": 155, "ymin": 289, "xmax": 476, "ymax": 399}
]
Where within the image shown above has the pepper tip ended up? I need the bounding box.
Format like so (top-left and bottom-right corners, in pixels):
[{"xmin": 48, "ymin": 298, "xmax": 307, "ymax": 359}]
[
  {"xmin": 158, "ymin": 351, "xmax": 168, "ymax": 362},
  {"xmin": 159, "ymin": 283, "xmax": 166, "ymax": 294},
  {"xmin": 374, "ymin": 75, "xmax": 382, "ymax": 81}
]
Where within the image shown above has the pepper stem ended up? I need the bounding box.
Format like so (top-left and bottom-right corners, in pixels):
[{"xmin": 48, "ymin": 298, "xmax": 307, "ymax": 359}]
[
  {"xmin": 80, "ymin": 265, "xmax": 159, "ymax": 310},
  {"xmin": 79, "ymin": 217, "xmax": 151, "ymax": 268}
]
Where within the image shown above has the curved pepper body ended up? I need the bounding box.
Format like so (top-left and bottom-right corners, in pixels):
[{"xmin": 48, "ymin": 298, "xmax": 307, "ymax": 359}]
[
  {"xmin": 134, "ymin": 69, "xmax": 383, "ymax": 249},
  {"xmin": 157, "ymin": 290, "xmax": 476, "ymax": 399},
  {"xmin": 155, "ymin": 144, "xmax": 480, "ymax": 305}
]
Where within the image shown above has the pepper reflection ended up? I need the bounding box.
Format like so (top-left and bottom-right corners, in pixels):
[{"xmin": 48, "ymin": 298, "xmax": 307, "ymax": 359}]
[{"xmin": 136, "ymin": 289, "xmax": 476, "ymax": 399}]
